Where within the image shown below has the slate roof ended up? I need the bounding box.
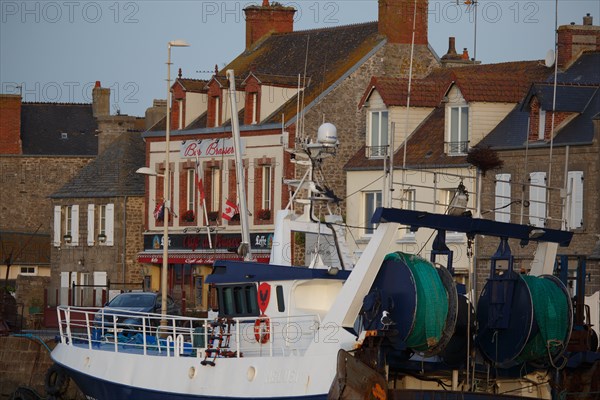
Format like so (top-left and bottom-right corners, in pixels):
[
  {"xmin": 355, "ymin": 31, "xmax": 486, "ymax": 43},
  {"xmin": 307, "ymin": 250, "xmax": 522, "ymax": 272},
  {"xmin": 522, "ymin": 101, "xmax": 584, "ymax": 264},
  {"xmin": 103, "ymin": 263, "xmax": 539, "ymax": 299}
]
[
  {"xmin": 345, "ymin": 107, "xmax": 468, "ymax": 171},
  {"xmin": 176, "ymin": 78, "xmax": 208, "ymax": 93},
  {"xmin": 219, "ymin": 21, "xmax": 384, "ymax": 124},
  {"xmin": 20, "ymin": 103, "xmax": 98, "ymax": 155},
  {"xmin": 523, "ymin": 84, "xmax": 599, "ymax": 112},
  {"xmin": 347, "ymin": 60, "xmax": 551, "ymax": 171},
  {"xmin": 548, "ymin": 52, "xmax": 600, "ymax": 85},
  {"xmin": 482, "ymin": 52, "xmax": 600, "ymax": 149},
  {"xmin": 50, "ymin": 132, "xmax": 145, "ymax": 198},
  {"xmin": 358, "ymin": 76, "xmax": 452, "ymax": 108}
]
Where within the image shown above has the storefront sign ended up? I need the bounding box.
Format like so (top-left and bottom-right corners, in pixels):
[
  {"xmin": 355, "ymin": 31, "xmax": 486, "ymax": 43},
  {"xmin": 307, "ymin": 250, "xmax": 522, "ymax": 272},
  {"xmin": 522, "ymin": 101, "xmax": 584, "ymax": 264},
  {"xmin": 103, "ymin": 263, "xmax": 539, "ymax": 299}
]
[
  {"xmin": 180, "ymin": 138, "xmax": 245, "ymax": 159},
  {"xmin": 144, "ymin": 232, "xmax": 273, "ymax": 251}
]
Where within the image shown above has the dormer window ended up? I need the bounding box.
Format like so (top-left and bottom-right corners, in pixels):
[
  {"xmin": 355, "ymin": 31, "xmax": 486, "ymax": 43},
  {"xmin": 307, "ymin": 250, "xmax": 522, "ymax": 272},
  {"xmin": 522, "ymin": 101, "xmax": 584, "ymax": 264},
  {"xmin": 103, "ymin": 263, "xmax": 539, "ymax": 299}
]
[
  {"xmin": 367, "ymin": 110, "xmax": 388, "ymax": 158},
  {"xmin": 446, "ymin": 105, "xmax": 469, "ymax": 155}
]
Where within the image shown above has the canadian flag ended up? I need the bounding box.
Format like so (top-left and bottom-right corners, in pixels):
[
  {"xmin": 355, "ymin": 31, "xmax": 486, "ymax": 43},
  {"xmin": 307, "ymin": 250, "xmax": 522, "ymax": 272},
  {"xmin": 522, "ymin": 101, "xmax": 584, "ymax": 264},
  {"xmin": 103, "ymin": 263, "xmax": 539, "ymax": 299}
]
[{"xmin": 222, "ymin": 199, "xmax": 238, "ymax": 221}]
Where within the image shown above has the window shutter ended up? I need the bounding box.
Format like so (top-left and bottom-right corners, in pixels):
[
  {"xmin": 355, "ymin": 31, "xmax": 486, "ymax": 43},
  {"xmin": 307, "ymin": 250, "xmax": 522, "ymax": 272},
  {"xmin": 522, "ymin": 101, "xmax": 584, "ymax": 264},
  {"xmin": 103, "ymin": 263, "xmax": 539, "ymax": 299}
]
[
  {"xmin": 53, "ymin": 206, "xmax": 62, "ymax": 247},
  {"xmin": 106, "ymin": 203, "xmax": 115, "ymax": 246},
  {"xmin": 93, "ymin": 271, "xmax": 108, "ymax": 306},
  {"xmin": 567, "ymin": 171, "xmax": 584, "ymax": 229},
  {"xmin": 87, "ymin": 204, "xmax": 95, "ymax": 246},
  {"xmin": 495, "ymin": 174, "xmax": 511, "ymax": 223},
  {"xmin": 71, "ymin": 205, "xmax": 79, "ymax": 246},
  {"xmin": 60, "ymin": 271, "xmax": 70, "ymax": 305},
  {"xmin": 529, "ymin": 172, "xmax": 546, "ymax": 227}
]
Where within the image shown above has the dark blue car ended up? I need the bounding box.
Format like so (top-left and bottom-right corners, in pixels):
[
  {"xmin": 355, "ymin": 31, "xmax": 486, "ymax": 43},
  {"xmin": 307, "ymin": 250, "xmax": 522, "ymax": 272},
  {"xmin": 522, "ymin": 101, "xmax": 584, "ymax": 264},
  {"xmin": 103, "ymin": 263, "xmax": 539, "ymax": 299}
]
[{"xmin": 94, "ymin": 292, "xmax": 180, "ymax": 336}]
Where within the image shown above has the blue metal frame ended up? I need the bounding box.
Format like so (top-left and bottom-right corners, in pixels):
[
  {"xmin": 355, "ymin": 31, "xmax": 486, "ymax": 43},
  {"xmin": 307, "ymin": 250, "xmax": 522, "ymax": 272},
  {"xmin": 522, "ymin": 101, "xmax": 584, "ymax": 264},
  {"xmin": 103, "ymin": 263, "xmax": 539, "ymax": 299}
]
[{"xmin": 372, "ymin": 208, "xmax": 573, "ymax": 246}]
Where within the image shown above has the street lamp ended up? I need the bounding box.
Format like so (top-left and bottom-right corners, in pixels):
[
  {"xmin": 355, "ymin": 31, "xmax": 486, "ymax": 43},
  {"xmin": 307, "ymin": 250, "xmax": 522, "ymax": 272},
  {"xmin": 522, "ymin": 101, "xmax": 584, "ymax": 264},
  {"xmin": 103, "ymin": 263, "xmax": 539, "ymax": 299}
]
[{"xmin": 137, "ymin": 39, "xmax": 189, "ymax": 326}]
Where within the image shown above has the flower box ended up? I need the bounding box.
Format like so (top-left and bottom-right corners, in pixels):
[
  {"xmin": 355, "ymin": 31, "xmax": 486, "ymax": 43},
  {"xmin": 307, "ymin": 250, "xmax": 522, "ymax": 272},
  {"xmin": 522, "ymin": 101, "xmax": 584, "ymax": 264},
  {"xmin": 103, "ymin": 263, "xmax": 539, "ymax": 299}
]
[
  {"xmin": 182, "ymin": 210, "xmax": 195, "ymax": 222},
  {"xmin": 257, "ymin": 209, "xmax": 271, "ymax": 221}
]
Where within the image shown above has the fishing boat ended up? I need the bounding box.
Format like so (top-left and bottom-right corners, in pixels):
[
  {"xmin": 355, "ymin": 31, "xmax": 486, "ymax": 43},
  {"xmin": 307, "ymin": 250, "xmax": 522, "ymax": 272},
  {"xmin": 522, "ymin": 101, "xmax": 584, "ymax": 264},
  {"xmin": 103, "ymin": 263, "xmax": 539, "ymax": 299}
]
[{"xmin": 48, "ymin": 70, "xmax": 596, "ymax": 400}]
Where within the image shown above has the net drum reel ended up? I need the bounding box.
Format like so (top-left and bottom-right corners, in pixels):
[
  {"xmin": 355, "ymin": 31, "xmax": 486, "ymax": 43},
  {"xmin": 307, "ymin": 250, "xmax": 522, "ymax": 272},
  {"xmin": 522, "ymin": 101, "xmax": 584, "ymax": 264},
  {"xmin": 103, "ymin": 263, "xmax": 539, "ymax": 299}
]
[
  {"xmin": 360, "ymin": 252, "xmax": 458, "ymax": 359},
  {"xmin": 476, "ymin": 267, "xmax": 573, "ymax": 369}
]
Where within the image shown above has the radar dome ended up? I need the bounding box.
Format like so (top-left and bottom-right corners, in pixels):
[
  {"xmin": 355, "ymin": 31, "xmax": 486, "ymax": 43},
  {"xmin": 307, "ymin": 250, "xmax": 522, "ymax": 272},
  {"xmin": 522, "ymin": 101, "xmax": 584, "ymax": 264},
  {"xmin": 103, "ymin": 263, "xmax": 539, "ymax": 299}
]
[{"xmin": 317, "ymin": 123, "xmax": 338, "ymax": 144}]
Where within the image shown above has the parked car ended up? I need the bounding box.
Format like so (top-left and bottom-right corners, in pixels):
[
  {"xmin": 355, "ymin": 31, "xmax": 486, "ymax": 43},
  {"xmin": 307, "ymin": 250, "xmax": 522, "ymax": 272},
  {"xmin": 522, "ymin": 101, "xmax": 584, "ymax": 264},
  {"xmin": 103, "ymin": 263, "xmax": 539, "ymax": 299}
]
[{"xmin": 94, "ymin": 292, "xmax": 180, "ymax": 336}]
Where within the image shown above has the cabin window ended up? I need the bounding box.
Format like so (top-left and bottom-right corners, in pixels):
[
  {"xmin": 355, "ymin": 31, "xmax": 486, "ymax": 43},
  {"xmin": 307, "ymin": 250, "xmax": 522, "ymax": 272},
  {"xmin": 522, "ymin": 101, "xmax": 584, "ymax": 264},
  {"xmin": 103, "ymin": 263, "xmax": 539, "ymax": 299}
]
[
  {"xmin": 276, "ymin": 285, "xmax": 285, "ymax": 312},
  {"xmin": 447, "ymin": 105, "xmax": 469, "ymax": 155},
  {"xmin": 494, "ymin": 174, "xmax": 511, "ymax": 223},
  {"xmin": 364, "ymin": 191, "xmax": 382, "ymax": 235},
  {"xmin": 529, "ymin": 172, "xmax": 547, "ymax": 227},
  {"xmin": 216, "ymin": 284, "xmax": 259, "ymax": 317},
  {"xmin": 566, "ymin": 171, "xmax": 583, "ymax": 230},
  {"xmin": 367, "ymin": 110, "xmax": 388, "ymax": 158}
]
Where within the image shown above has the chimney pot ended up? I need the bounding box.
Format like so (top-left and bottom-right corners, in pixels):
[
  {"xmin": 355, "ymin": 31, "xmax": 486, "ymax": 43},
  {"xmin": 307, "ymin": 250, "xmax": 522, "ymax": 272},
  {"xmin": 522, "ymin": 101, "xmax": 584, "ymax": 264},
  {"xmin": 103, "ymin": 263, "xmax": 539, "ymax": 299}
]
[
  {"xmin": 462, "ymin": 48, "xmax": 469, "ymax": 60},
  {"xmin": 583, "ymin": 13, "xmax": 593, "ymax": 25},
  {"xmin": 95, "ymin": 81, "xmax": 101, "ymax": 88}
]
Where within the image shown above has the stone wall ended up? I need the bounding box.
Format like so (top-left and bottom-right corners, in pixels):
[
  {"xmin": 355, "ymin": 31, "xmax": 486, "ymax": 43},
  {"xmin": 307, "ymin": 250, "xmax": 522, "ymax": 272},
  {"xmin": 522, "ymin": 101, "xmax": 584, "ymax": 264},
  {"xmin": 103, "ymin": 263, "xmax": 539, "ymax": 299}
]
[
  {"xmin": 0, "ymin": 156, "xmax": 94, "ymax": 235},
  {"xmin": 476, "ymin": 138, "xmax": 600, "ymax": 296},
  {"xmin": 301, "ymin": 43, "xmax": 440, "ymax": 216},
  {"xmin": 0, "ymin": 336, "xmax": 84, "ymax": 399},
  {"xmin": 49, "ymin": 195, "xmax": 145, "ymax": 304},
  {"xmin": 14, "ymin": 275, "xmax": 50, "ymax": 329}
]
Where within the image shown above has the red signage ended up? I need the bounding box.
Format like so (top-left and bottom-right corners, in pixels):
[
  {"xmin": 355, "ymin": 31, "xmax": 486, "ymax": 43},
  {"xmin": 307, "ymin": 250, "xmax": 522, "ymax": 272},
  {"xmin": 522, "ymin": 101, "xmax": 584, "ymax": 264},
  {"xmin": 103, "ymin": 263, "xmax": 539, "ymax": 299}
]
[{"xmin": 257, "ymin": 282, "xmax": 271, "ymax": 315}]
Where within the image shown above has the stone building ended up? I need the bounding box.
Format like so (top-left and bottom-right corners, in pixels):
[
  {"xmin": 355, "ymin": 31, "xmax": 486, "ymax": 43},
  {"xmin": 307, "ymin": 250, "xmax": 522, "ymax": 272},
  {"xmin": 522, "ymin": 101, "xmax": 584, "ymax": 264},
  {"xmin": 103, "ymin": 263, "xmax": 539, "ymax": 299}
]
[
  {"xmin": 479, "ymin": 48, "xmax": 600, "ymax": 297},
  {"xmin": 0, "ymin": 92, "xmax": 99, "ymax": 282},
  {"xmin": 137, "ymin": 0, "xmax": 445, "ymax": 312},
  {"xmin": 49, "ymin": 130, "xmax": 146, "ymax": 306},
  {"xmin": 344, "ymin": 60, "xmax": 551, "ymax": 274}
]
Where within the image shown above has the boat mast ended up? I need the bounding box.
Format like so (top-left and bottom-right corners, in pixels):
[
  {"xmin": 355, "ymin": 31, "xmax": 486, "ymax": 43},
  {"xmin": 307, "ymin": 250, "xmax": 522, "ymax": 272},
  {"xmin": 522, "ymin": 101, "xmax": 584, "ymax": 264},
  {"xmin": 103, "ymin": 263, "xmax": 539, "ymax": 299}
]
[{"xmin": 226, "ymin": 70, "xmax": 252, "ymax": 261}]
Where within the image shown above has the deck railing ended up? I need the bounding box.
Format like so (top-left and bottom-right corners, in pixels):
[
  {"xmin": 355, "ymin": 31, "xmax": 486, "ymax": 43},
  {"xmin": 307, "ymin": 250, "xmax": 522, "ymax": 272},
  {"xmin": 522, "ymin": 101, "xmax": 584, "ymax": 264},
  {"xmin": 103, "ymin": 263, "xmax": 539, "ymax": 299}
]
[{"xmin": 56, "ymin": 306, "xmax": 321, "ymax": 359}]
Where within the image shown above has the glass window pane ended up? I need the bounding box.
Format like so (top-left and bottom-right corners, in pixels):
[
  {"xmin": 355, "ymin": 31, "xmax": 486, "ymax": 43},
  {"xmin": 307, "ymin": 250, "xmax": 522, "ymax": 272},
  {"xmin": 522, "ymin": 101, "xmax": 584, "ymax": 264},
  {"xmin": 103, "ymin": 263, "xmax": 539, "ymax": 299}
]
[
  {"xmin": 370, "ymin": 112, "xmax": 379, "ymax": 146},
  {"xmin": 381, "ymin": 111, "xmax": 388, "ymax": 146},
  {"xmin": 460, "ymin": 107, "xmax": 469, "ymax": 143},
  {"xmin": 451, "ymin": 107, "xmax": 459, "ymax": 143}
]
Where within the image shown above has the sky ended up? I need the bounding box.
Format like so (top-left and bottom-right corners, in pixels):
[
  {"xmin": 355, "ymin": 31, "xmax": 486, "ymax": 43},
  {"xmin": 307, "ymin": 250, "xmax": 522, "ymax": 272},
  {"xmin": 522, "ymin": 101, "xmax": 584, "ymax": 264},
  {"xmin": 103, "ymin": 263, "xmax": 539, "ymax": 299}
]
[{"xmin": 1, "ymin": 0, "xmax": 599, "ymax": 117}]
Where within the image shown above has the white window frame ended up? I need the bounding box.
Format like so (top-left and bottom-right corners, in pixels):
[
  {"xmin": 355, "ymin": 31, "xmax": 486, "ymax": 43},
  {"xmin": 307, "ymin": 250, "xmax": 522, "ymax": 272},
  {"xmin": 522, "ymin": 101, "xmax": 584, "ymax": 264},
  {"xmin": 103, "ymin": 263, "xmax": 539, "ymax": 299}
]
[
  {"xmin": 262, "ymin": 165, "xmax": 272, "ymax": 210},
  {"xmin": 495, "ymin": 173, "xmax": 511, "ymax": 223},
  {"xmin": 20, "ymin": 266, "xmax": 36, "ymax": 276},
  {"xmin": 363, "ymin": 191, "xmax": 382, "ymax": 236},
  {"xmin": 447, "ymin": 105, "xmax": 469, "ymax": 155},
  {"xmin": 98, "ymin": 205, "xmax": 107, "ymax": 238},
  {"xmin": 211, "ymin": 167, "xmax": 221, "ymax": 211},
  {"xmin": 538, "ymin": 108, "xmax": 546, "ymax": 140},
  {"xmin": 367, "ymin": 110, "xmax": 389, "ymax": 158},
  {"xmin": 187, "ymin": 169, "xmax": 196, "ymax": 212},
  {"xmin": 566, "ymin": 171, "xmax": 583, "ymax": 230},
  {"xmin": 529, "ymin": 172, "xmax": 547, "ymax": 228},
  {"xmin": 251, "ymin": 92, "xmax": 258, "ymax": 124},
  {"xmin": 214, "ymin": 96, "xmax": 220, "ymax": 127}
]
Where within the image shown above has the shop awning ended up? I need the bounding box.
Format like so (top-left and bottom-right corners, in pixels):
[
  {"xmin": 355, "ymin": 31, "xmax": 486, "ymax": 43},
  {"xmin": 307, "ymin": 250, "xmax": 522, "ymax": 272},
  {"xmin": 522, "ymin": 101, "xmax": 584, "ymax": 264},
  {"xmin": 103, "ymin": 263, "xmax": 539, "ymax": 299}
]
[{"xmin": 137, "ymin": 251, "xmax": 270, "ymax": 265}]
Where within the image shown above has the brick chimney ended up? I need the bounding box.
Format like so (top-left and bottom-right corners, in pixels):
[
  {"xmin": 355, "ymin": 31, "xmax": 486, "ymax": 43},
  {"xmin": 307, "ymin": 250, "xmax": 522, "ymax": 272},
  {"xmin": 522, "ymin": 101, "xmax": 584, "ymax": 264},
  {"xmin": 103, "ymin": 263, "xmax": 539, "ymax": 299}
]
[
  {"xmin": 557, "ymin": 14, "xmax": 599, "ymax": 69},
  {"xmin": 244, "ymin": 1, "xmax": 296, "ymax": 50},
  {"xmin": 92, "ymin": 81, "xmax": 110, "ymax": 118},
  {"xmin": 379, "ymin": 0, "xmax": 428, "ymax": 44},
  {"xmin": 0, "ymin": 94, "xmax": 22, "ymax": 155}
]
